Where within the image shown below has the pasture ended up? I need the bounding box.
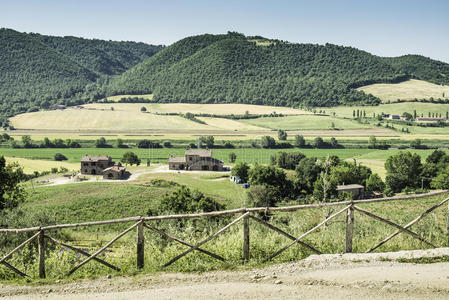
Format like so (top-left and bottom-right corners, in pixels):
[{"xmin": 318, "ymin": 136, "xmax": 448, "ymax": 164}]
[
  {"xmin": 4, "ymin": 157, "xmax": 79, "ymax": 173},
  {"xmin": 241, "ymin": 115, "xmax": 373, "ymax": 130},
  {"xmin": 327, "ymin": 102, "xmax": 449, "ymax": 119},
  {"xmin": 85, "ymin": 102, "xmax": 307, "ymax": 115},
  {"xmin": 357, "ymin": 79, "xmax": 449, "ymax": 102}
]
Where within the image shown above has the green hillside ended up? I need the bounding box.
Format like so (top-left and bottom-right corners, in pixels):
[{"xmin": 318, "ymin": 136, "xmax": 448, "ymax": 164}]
[
  {"xmin": 0, "ymin": 28, "xmax": 163, "ymax": 127},
  {"xmin": 110, "ymin": 32, "xmax": 449, "ymax": 107},
  {"xmin": 32, "ymin": 33, "xmax": 164, "ymax": 75}
]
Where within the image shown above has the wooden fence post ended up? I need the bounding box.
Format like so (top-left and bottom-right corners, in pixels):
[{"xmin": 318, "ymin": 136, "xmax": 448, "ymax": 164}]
[
  {"xmin": 137, "ymin": 220, "xmax": 145, "ymax": 269},
  {"xmin": 345, "ymin": 205, "xmax": 354, "ymax": 253},
  {"xmin": 243, "ymin": 214, "xmax": 250, "ymax": 263},
  {"xmin": 447, "ymin": 201, "xmax": 449, "ymax": 247},
  {"xmin": 38, "ymin": 229, "xmax": 45, "ymax": 279}
]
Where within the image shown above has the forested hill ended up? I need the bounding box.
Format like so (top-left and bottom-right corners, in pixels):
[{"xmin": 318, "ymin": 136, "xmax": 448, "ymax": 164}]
[
  {"xmin": 110, "ymin": 32, "xmax": 449, "ymax": 107},
  {"xmin": 0, "ymin": 28, "xmax": 163, "ymax": 126},
  {"xmin": 31, "ymin": 33, "xmax": 163, "ymax": 75}
]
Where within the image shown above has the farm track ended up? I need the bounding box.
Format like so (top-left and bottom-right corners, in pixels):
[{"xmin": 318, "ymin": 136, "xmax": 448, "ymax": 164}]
[{"xmin": 2, "ymin": 248, "xmax": 449, "ymax": 299}]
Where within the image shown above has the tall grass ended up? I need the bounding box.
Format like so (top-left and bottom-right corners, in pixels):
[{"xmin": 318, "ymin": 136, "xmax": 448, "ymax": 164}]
[{"xmin": 1, "ymin": 193, "xmax": 448, "ymax": 282}]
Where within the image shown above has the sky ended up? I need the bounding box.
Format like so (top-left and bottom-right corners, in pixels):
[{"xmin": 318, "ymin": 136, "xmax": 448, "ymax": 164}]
[{"xmin": 1, "ymin": 0, "xmax": 449, "ymax": 62}]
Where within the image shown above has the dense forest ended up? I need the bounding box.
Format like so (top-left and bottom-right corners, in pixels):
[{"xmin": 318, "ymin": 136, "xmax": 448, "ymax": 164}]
[
  {"xmin": 1, "ymin": 29, "xmax": 449, "ymax": 127},
  {"xmin": 110, "ymin": 32, "xmax": 449, "ymax": 107},
  {"xmin": 0, "ymin": 28, "xmax": 163, "ymax": 127}
]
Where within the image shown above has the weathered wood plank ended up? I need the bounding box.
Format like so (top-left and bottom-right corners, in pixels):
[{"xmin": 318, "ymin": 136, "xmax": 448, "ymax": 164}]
[
  {"xmin": 353, "ymin": 206, "xmax": 438, "ymax": 249},
  {"xmin": 67, "ymin": 222, "xmax": 139, "ymax": 276},
  {"xmin": 44, "ymin": 235, "xmax": 120, "ymax": 272},
  {"xmin": 243, "ymin": 215, "xmax": 250, "ymax": 263},
  {"xmin": 346, "ymin": 205, "xmax": 354, "ymax": 253},
  {"xmin": 267, "ymin": 205, "xmax": 351, "ymax": 261},
  {"xmin": 143, "ymin": 223, "xmax": 226, "ymax": 263},
  {"xmin": 137, "ymin": 221, "xmax": 144, "ymax": 269},
  {"xmin": 163, "ymin": 212, "xmax": 249, "ymax": 267},
  {"xmin": 249, "ymin": 215, "xmax": 322, "ymax": 254},
  {"xmin": 1, "ymin": 261, "xmax": 29, "ymax": 278},
  {"xmin": 367, "ymin": 197, "xmax": 449, "ymax": 252},
  {"xmin": 0, "ymin": 232, "xmax": 40, "ymax": 264},
  {"xmin": 1, "ymin": 190, "xmax": 447, "ymax": 233},
  {"xmin": 38, "ymin": 230, "xmax": 45, "ymax": 279}
]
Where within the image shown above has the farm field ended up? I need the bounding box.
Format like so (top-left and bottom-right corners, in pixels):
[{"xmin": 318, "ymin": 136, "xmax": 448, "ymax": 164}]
[
  {"xmin": 357, "ymin": 79, "xmax": 449, "ymax": 102},
  {"xmin": 327, "ymin": 102, "xmax": 449, "ymax": 119},
  {"xmin": 241, "ymin": 115, "xmax": 373, "ymax": 130},
  {"xmin": 4, "ymin": 156, "xmax": 78, "ymax": 173},
  {"xmin": 86, "ymin": 102, "xmax": 307, "ymax": 115}
]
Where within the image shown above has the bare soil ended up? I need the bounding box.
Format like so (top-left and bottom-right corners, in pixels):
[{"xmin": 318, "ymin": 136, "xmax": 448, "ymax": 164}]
[{"xmin": 2, "ymin": 249, "xmax": 449, "ymax": 299}]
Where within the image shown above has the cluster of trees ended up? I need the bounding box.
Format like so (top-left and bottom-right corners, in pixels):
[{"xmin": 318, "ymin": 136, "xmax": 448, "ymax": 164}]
[
  {"xmin": 232, "ymin": 154, "xmax": 378, "ymax": 205},
  {"xmin": 260, "ymin": 135, "xmax": 340, "ymax": 149}
]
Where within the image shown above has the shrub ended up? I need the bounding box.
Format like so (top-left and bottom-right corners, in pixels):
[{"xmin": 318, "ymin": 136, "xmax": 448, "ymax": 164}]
[{"xmin": 54, "ymin": 153, "xmax": 67, "ymax": 161}]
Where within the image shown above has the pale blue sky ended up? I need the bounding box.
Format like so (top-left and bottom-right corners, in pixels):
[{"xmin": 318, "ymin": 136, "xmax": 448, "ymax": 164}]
[{"xmin": 1, "ymin": 0, "xmax": 448, "ymax": 62}]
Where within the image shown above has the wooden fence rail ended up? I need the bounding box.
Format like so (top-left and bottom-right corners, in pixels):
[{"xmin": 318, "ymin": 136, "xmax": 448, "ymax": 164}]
[{"xmin": 1, "ymin": 190, "xmax": 448, "ymax": 279}]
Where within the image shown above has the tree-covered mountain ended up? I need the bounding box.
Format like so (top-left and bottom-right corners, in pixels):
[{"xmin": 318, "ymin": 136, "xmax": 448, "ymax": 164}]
[
  {"xmin": 110, "ymin": 32, "xmax": 449, "ymax": 107},
  {"xmin": 32, "ymin": 33, "xmax": 163, "ymax": 75},
  {"xmin": 0, "ymin": 28, "xmax": 163, "ymax": 126}
]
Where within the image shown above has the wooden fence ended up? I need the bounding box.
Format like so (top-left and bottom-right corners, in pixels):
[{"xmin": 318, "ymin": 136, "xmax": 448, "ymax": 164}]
[{"xmin": 1, "ymin": 190, "xmax": 449, "ymax": 279}]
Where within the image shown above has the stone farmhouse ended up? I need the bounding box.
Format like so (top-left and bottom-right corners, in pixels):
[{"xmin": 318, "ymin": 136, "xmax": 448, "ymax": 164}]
[
  {"xmin": 80, "ymin": 155, "xmax": 126, "ymax": 179},
  {"xmin": 337, "ymin": 184, "xmax": 364, "ymax": 199},
  {"xmin": 168, "ymin": 149, "xmax": 224, "ymax": 171}
]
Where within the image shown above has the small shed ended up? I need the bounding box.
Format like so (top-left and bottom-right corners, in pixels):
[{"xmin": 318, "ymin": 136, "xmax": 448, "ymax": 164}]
[{"xmin": 337, "ymin": 184, "xmax": 364, "ymax": 200}]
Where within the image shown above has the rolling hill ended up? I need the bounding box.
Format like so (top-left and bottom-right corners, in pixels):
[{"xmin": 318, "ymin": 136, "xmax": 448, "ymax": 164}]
[
  {"xmin": 2, "ymin": 30, "xmax": 449, "ymax": 128},
  {"xmin": 109, "ymin": 32, "xmax": 449, "ymax": 108},
  {"xmin": 0, "ymin": 28, "xmax": 163, "ymax": 127}
]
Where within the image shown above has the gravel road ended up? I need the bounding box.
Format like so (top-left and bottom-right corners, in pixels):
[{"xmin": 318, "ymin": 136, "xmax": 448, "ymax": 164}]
[{"xmin": 2, "ymin": 248, "xmax": 449, "ymax": 299}]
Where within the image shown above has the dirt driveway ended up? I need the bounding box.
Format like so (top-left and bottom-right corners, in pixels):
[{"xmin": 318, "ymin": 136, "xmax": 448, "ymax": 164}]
[{"xmin": 2, "ymin": 249, "xmax": 449, "ymax": 299}]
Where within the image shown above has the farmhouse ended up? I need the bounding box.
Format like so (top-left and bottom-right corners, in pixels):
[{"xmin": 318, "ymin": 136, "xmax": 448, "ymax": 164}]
[
  {"xmin": 337, "ymin": 184, "xmax": 364, "ymax": 200},
  {"xmin": 102, "ymin": 165, "xmax": 126, "ymax": 179},
  {"xmin": 81, "ymin": 155, "xmax": 126, "ymax": 179},
  {"xmin": 169, "ymin": 149, "xmax": 224, "ymax": 171}
]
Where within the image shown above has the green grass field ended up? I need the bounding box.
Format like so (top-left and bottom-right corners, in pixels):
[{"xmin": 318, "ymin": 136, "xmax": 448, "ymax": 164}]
[
  {"xmin": 327, "ymin": 102, "xmax": 449, "ymax": 119},
  {"xmin": 241, "ymin": 115, "xmax": 373, "ymax": 130},
  {"xmin": 4, "ymin": 157, "xmax": 78, "ymax": 173},
  {"xmin": 358, "ymin": 79, "xmax": 449, "ymax": 102}
]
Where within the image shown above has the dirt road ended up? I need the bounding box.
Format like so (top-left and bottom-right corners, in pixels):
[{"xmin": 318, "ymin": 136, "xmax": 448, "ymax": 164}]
[{"xmin": 2, "ymin": 249, "xmax": 449, "ymax": 299}]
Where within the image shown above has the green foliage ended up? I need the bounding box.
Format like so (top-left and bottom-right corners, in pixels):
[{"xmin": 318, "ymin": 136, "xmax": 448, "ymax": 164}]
[
  {"xmin": 431, "ymin": 166, "xmax": 449, "ymax": 189},
  {"xmin": 271, "ymin": 151, "xmax": 305, "ymax": 170},
  {"xmin": 294, "ymin": 157, "xmax": 323, "ymax": 195},
  {"xmin": 140, "ymin": 106, "xmax": 147, "ymax": 112},
  {"xmin": 277, "ymin": 129, "xmax": 287, "ymax": 141},
  {"xmin": 53, "ymin": 153, "xmax": 67, "ymax": 161},
  {"xmin": 0, "ymin": 28, "xmax": 162, "ymax": 126},
  {"xmin": 229, "ymin": 152, "xmax": 237, "ymax": 163},
  {"xmin": 365, "ymin": 173, "xmax": 386, "ymax": 192},
  {"xmin": 330, "ymin": 160, "xmax": 372, "ymax": 187},
  {"xmin": 157, "ymin": 186, "xmax": 224, "ymax": 214},
  {"xmin": 121, "ymin": 151, "xmax": 141, "ymax": 166},
  {"xmin": 248, "ymin": 164, "xmax": 291, "ymax": 198},
  {"xmin": 261, "ymin": 136, "xmax": 276, "ymax": 148},
  {"xmin": 246, "ymin": 185, "xmax": 281, "ymax": 208},
  {"xmin": 0, "ymin": 156, "xmax": 26, "ymax": 211},
  {"xmin": 385, "ymin": 151, "xmax": 423, "ymax": 192},
  {"xmin": 95, "ymin": 137, "xmax": 110, "ymax": 148},
  {"xmin": 231, "ymin": 162, "xmax": 250, "ymax": 182},
  {"xmin": 294, "ymin": 135, "xmax": 306, "ymax": 147}
]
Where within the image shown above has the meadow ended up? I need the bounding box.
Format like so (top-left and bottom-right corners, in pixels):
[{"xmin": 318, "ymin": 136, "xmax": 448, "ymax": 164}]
[
  {"xmin": 241, "ymin": 115, "xmax": 372, "ymax": 130},
  {"xmin": 357, "ymin": 79, "xmax": 449, "ymax": 102},
  {"xmin": 1, "ymin": 183, "xmax": 448, "ymax": 281}
]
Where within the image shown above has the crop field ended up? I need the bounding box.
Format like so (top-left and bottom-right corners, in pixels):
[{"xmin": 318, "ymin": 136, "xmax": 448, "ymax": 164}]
[
  {"xmin": 85, "ymin": 102, "xmax": 307, "ymax": 115},
  {"xmin": 357, "ymin": 79, "xmax": 449, "ymax": 102},
  {"xmin": 9, "ymin": 109, "xmax": 216, "ymax": 131},
  {"xmin": 4, "ymin": 156, "xmax": 79, "ymax": 173},
  {"xmin": 326, "ymin": 102, "xmax": 449, "ymax": 119},
  {"xmin": 241, "ymin": 115, "xmax": 373, "ymax": 130}
]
